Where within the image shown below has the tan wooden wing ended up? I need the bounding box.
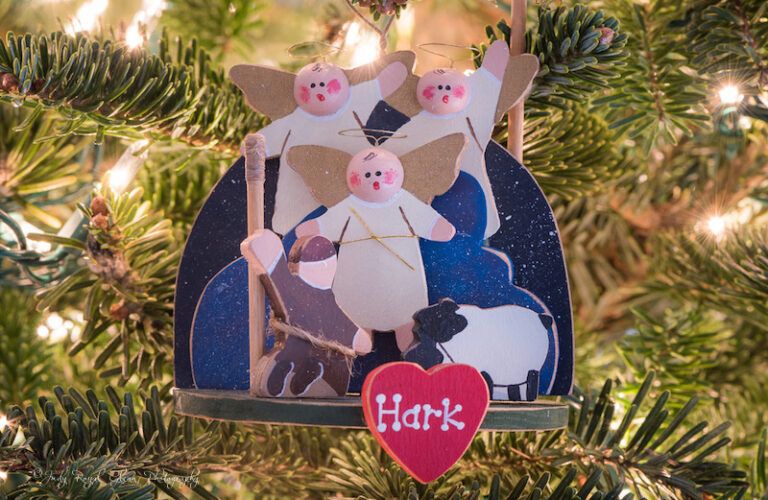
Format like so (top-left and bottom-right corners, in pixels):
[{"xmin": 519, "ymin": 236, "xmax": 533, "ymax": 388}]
[
  {"xmin": 401, "ymin": 133, "xmax": 467, "ymax": 203},
  {"xmin": 494, "ymin": 54, "xmax": 540, "ymax": 123},
  {"xmin": 345, "ymin": 51, "xmax": 422, "ymax": 118},
  {"xmin": 286, "ymin": 146, "xmax": 353, "ymax": 207},
  {"xmin": 229, "ymin": 65, "xmax": 298, "ymax": 121}
]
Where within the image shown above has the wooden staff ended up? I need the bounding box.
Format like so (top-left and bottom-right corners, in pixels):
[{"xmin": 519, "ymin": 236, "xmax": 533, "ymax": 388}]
[
  {"xmin": 244, "ymin": 133, "xmax": 267, "ymax": 394},
  {"xmin": 508, "ymin": 0, "xmax": 526, "ymax": 161}
]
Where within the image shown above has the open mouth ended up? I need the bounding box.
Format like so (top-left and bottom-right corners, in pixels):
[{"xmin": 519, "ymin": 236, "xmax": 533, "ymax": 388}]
[
  {"xmin": 316, "ymin": 94, "xmax": 326, "ymax": 102},
  {"xmin": 442, "ymin": 95, "xmax": 450, "ymax": 104},
  {"xmin": 373, "ymin": 181, "xmax": 380, "ymax": 190}
]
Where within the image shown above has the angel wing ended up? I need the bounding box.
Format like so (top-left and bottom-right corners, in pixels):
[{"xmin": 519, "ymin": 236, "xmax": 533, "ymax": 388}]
[
  {"xmin": 286, "ymin": 146, "xmax": 353, "ymax": 207},
  {"xmin": 401, "ymin": 133, "xmax": 467, "ymax": 203},
  {"xmin": 345, "ymin": 51, "xmax": 421, "ymax": 118},
  {"xmin": 229, "ymin": 65, "xmax": 298, "ymax": 121},
  {"xmin": 494, "ymin": 54, "xmax": 540, "ymax": 123}
]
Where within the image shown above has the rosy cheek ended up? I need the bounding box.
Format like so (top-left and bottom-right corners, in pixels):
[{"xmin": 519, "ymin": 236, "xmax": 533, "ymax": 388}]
[
  {"xmin": 349, "ymin": 172, "xmax": 361, "ymax": 187},
  {"xmin": 299, "ymin": 86, "xmax": 310, "ymax": 103},
  {"xmin": 452, "ymin": 85, "xmax": 466, "ymax": 98},
  {"xmin": 422, "ymin": 86, "xmax": 436, "ymax": 100},
  {"xmin": 383, "ymin": 169, "xmax": 399, "ymax": 184},
  {"xmin": 326, "ymin": 79, "xmax": 342, "ymax": 94}
]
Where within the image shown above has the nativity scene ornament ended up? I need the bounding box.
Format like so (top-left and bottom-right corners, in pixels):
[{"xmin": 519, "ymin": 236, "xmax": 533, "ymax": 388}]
[{"xmin": 173, "ymin": 40, "xmax": 574, "ymax": 482}]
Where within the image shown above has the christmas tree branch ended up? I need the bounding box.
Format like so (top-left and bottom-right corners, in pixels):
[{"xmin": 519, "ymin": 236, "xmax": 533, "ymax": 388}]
[{"xmin": 0, "ymin": 30, "xmax": 263, "ymax": 155}]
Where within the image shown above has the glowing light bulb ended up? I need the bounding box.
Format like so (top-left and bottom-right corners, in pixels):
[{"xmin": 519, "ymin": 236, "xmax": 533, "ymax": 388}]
[
  {"xmin": 0, "ymin": 414, "xmax": 7, "ymax": 431},
  {"xmin": 66, "ymin": 0, "xmax": 110, "ymax": 35},
  {"xmin": 707, "ymin": 215, "xmax": 726, "ymax": 237},
  {"xmin": 0, "ymin": 470, "xmax": 7, "ymax": 481},
  {"xmin": 345, "ymin": 22, "xmax": 380, "ymax": 66},
  {"xmin": 107, "ymin": 140, "xmax": 149, "ymax": 193},
  {"xmin": 738, "ymin": 116, "xmax": 752, "ymax": 129},
  {"xmin": 36, "ymin": 325, "xmax": 50, "ymax": 339},
  {"xmin": 125, "ymin": 24, "xmax": 143, "ymax": 48},
  {"xmin": 718, "ymin": 85, "xmax": 743, "ymax": 105}
]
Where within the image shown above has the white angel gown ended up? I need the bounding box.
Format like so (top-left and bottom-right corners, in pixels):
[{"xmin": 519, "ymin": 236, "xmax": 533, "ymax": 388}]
[
  {"xmin": 257, "ymin": 79, "xmax": 383, "ymax": 235},
  {"xmin": 383, "ymin": 67, "xmax": 503, "ymax": 238},
  {"xmin": 313, "ymin": 190, "xmax": 442, "ymax": 331}
]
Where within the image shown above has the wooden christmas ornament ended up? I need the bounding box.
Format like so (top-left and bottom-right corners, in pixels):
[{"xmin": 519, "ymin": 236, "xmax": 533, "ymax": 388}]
[
  {"xmin": 229, "ymin": 51, "xmax": 417, "ymax": 235},
  {"xmin": 240, "ymin": 229, "xmax": 367, "ymax": 397},
  {"xmin": 288, "ymin": 134, "xmax": 466, "ymax": 352},
  {"xmin": 405, "ymin": 298, "xmax": 552, "ymax": 401},
  {"xmin": 361, "ymin": 362, "xmax": 489, "ymax": 483},
  {"xmin": 381, "ymin": 40, "xmax": 539, "ymax": 239}
]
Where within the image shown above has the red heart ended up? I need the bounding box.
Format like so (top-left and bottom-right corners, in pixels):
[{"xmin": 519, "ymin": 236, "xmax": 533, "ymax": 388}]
[{"xmin": 362, "ymin": 362, "xmax": 490, "ymax": 483}]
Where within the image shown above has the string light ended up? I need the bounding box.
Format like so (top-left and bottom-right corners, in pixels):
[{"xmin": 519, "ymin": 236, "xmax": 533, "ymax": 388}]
[
  {"xmin": 65, "ymin": 0, "xmax": 110, "ymax": 35},
  {"xmin": 706, "ymin": 215, "xmax": 727, "ymax": 238},
  {"xmin": 0, "ymin": 470, "xmax": 7, "ymax": 481},
  {"xmin": 35, "ymin": 312, "xmax": 83, "ymax": 343},
  {"xmin": 344, "ymin": 22, "xmax": 381, "ymax": 66},
  {"xmin": 107, "ymin": 140, "xmax": 150, "ymax": 194},
  {"xmin": 0, "ymin": 413, "xmax": 7, "ymax": 431},
  {"xmin": 125, "ymin": 0, "xmax": 167, "ymax": 49},
  {"xmin": 718, "ymin": 84, "xmax": 743, "ymax": 105}
]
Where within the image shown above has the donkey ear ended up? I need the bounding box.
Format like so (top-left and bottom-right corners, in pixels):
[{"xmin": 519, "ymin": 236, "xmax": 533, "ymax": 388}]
[
  {"xmin": 494, "ymin": 54, "xmax": 539, "ymax": 123},
  {"xmin": 230, "ymin": 64, "xmax": 298, "ymax": 120}
]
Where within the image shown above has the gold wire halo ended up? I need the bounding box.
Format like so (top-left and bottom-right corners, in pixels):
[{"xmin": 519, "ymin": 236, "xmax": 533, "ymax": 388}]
[
  {"xmin": 287, "ymin": 42, "xmax": 343, "ymax": 61},
  {"xmin": 417, "ymin": 43, "xmax": 481, "ymax": 68},
  {"xmin": 338, "ymin": 128, "xmax": 408, "ymax": 147}
]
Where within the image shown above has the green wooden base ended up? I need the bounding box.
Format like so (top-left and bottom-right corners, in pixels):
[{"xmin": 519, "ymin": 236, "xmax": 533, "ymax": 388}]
[{"xmin": 173, "ymin": 388, "xmax": 569, "ymax": 431}]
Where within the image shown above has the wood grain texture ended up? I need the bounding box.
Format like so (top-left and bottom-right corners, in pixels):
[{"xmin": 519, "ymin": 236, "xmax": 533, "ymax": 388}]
[
  {"xmin": 400, "ymin": 133, "xmax": 466, "ymax": 203},
  {"xmin": 229, "ymin": 65, "xmax": 298, "ymax": 121},
  {"xmin": 361, "ymin": 362, "xmax": 489, "ymax": 483},
  {"xmin": 173, "ymin": 388, "xmax": 568, "ymax": 430},
  {"xmin": 285, "ymin": 146, "xmax": 353, "ymax": 207}
]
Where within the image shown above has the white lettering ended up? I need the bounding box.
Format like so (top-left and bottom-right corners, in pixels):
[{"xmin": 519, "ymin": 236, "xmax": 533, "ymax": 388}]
[
  {"xmin": 401, "ymin": 404, "xmax": 422, "ymax": 430},
  {"xmin": 440, "ymin": 398, "xmax": 465, "ymax": 431},
  {"xmin": 376, "ymin": 393, "xmax": 403, "ymax": 432},
  {"xmin": 422, "ymin": 404, "xmax": 442, "ymax": 430}
]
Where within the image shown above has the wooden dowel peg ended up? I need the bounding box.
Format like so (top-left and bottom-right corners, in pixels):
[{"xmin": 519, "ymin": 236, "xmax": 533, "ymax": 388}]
[
  {"xmin": 508, "ymin": 0, "xmax": 527, "ymax": 162},
  {"xmin": 243, "ymin": 133, "xmax": 267, "ymax": 394}
]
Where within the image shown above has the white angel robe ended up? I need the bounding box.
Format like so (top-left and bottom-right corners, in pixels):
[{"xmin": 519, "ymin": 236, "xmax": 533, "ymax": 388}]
[
  {"xmin": 313, "ymin": 190, "xmax": 442, "ymax": 331},
  {"xmin": 383, "ymin": 67, "xmax": 503, "ymax": 238},
  {"xmin": 259, "ymin": 79, "xmax": 383, "ymax": 235}
]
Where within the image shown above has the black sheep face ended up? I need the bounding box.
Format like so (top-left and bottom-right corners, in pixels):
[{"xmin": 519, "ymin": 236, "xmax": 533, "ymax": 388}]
[{"xmin": 412, "ymin": 298, "xmax": 468, "ymax": 343}]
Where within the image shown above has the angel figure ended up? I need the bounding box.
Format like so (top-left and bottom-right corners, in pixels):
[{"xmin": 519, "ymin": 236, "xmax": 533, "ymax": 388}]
[
  {"xmin": 290, "ymin": 134, "xmax": 467, "ymax": 352},
  {"xmin": 382, "ymin": 40, "xmax": 539, "ymax": 238},
  {"xmin": 230, "ymin": 52, "xmax": 417, "ymax": 235}
]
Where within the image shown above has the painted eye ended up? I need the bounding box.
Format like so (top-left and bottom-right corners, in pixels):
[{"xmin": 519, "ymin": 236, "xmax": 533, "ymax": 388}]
[
  {"xmin": 446, "ymin": 85, "xmax": 452, "ymax": 91},
  {"xmin": 365, "ymin": 172, "xmax": 372, "ymax": 178},
  {"xmin": 375, "ymin": 171, "xmax": 382, "ymax": 176},
  {"xmin": 438, "ymin": 85, "xmax": 443, "ymax": 90},
  {"xmin": 310, "ymin": 83, "xmax": 316, "ymax": 88},
  {"xmin": 319, "ymin": 82, "xmax": 325, "ymax": 87}
]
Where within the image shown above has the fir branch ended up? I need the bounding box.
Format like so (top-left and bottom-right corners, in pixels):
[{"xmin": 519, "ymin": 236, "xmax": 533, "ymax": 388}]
[
  {"xmin": 0, "ymin": 386, "xmax": 221, "ymax": 497},
  {"xmin": 0, "ymin": 30, "xmax": 263, "ymax": 155},
  {"xmin": 36, "ymin": 187, "xmax": 178, "ymax": 386},
  {"xmin": 596, "ymin": 0, "xmax": 710, "ymax": 153},
  {"xmin": 0, "ymin": 288, "xmax": 52, "ymax": 406},
  {"xmin": 686, "ymin": 0, "xmax": 768, "ymax": 91},
  {"xmin": 161, "ymin": 0, "xmax": 266, "ymax": 63},
  {"xmin": 650, "ymin": 227, "xmax": 768, "ymax": 332},
  {"xmin": 478, "ymin": 6, "xmax": 628, "ymax": 107}
]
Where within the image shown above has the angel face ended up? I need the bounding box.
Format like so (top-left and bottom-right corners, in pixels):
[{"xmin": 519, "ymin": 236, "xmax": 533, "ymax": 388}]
[
  {"xmin": 416, "ymin": 69, "xmax": 470, "ymax": 115},
  {"xmin": 347, "ymin": 148, "xmax": 403, "ymax": 203},
  {"xmin": 293, "ymin": 62, "xmax": 351, "ymax": 116}
]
